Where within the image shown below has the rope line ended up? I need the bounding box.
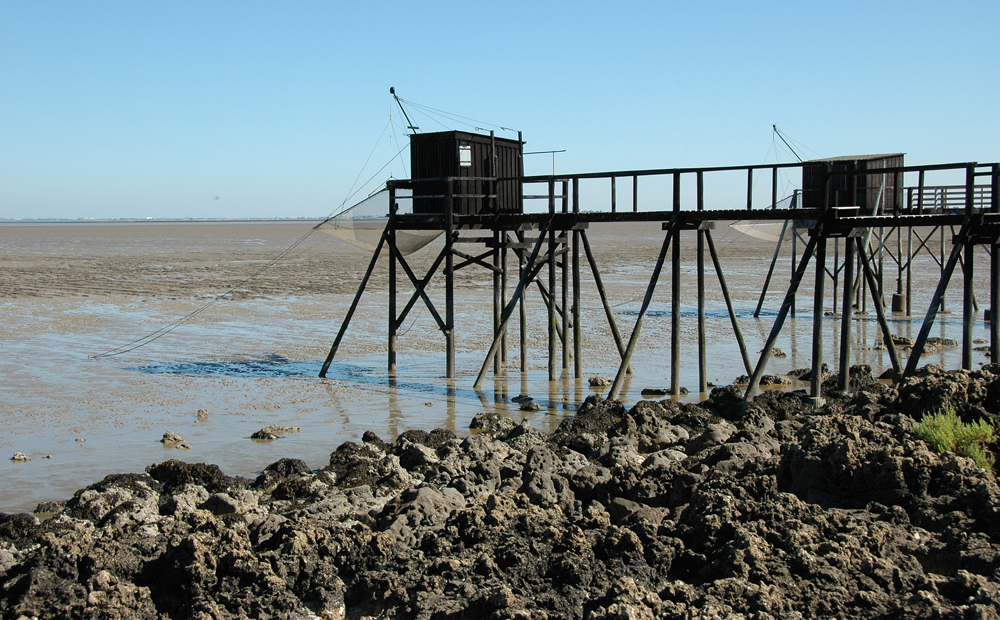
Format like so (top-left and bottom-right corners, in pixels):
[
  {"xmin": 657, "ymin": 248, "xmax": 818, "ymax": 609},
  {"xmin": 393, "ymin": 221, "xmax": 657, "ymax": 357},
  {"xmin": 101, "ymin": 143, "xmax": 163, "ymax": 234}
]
[
  {"xmin": 90, "ymin": 226, "xmax": 322, "ymax": 359},
  {"xmin": 93, "ymin": 121, "xmax": 411, "ymax": 359}
]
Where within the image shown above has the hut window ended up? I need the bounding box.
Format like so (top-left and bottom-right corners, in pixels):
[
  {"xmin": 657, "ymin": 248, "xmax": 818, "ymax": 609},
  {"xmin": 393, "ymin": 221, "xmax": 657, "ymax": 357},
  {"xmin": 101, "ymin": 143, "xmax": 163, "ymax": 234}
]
[{"xmin": 459, "ymin": 145, "xmax": 472, "ymax": 167}]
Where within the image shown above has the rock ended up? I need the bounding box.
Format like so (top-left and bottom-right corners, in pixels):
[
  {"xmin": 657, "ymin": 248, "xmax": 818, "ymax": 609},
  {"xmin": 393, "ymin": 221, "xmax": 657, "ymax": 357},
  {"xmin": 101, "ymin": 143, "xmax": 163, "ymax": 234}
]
[
  {"xmin": 759, "ymin": 374, "xmax": 791, "ymax": 386},
  {"xmin": 196, "ymin": 408, "xmax": 210, "ymax": 421},
  {"xmin": 250, "ymin": 425, "xmax": 301, "ymax": 441},
  {"xmin": 758, "ymin": 346, "xmax": 787, "ymax": 358},
  {"xmin": 640, "ymin": 388, "xmax": 668, "ymax": 396},
  {"xmin": 589, "ymin": 375, "xmax": 613, "ymax": 387},
  {"xmin": 469, "ymin": 411, "xmax": 518, "ymax": 438},
  {"xmin": 519, "ymin": 400, "xmax": 543, "ymax": 412},
  {"xmin": 10, "ymin": 452, "xmax": 30, "ymax": 462},
  {"xmin": 160, "ymin": 430, "xmax": 184, "ymax": 445}
]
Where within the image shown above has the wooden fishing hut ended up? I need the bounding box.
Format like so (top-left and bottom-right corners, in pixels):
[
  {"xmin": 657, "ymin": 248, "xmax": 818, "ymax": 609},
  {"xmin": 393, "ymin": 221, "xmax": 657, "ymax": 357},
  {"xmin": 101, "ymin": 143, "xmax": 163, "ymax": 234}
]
[{"xmin": 319, "ymin": 130, "xmax": 1000, "ymax": 407}]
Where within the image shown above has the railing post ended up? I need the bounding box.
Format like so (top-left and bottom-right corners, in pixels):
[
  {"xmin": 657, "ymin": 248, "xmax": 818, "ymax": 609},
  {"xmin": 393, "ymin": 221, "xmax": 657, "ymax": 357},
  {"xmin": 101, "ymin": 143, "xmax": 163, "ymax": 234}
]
[
  {"xmin": 771, "ymin": 166, "xmax": 778, "ymax": 209},
  {"xmin": 746, "ymin": 167, "xmax": 753, "ymax": 211},
  {"xmin": 633, "ymin": 175, "xmax": 638, "ymax": 213},
  {"xmin": 611, "ymin": 176, "xmax": 617, "ymax": 213}
]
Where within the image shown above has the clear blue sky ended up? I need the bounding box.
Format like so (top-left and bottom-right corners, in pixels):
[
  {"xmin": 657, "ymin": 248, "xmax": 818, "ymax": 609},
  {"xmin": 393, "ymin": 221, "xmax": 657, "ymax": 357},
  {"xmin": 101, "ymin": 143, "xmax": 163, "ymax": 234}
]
[{"xmin": 2, "ymin": 1, "xmax": 998, "ymax": 219}]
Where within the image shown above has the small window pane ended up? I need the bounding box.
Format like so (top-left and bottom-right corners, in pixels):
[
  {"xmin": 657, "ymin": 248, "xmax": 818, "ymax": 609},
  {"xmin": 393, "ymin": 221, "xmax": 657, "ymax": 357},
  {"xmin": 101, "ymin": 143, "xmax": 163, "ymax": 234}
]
[{"xmin": 459, "ymin": 145, "xmax": 472, "ymax": 167}]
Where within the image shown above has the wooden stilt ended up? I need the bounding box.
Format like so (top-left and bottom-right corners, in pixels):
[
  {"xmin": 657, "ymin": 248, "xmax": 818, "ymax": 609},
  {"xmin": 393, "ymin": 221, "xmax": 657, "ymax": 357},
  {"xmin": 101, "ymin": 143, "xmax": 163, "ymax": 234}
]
[
  {"xmin": 963, "ymin": 240, "xmax": 974, "ymax": 370},
  {"xmin": 319, "ymin": 226, "xmax": 389, "ymax": 378},
  {"xmin": 501, "ymin": 232, "xmax": 508, "ymax": 367},
  {"xmin": 474, "ymin": 218, "xmax": 553, "ymax": 390},
  {"xmin": 744, "ymin": 235, "xmax": 819, "ymax": 400},
  {"xmin": 609, "ymin": 222, "xmax": 674, "ymax": 400},
  {"xmin": 754, "ymin": 219, "xmax": 790, "ymax": 317},
  {"xmin": 445, "ymin": 181, "xmax": 455, "ymax": 379},
  {"xmin": 562, "ymin": 180, "xmax": 570, "ymax": 372},
  {"xmin": 962, "ymin": 166, "xmax": 976, "ymax": 370},
  {"xmin": 548, "ymin": 179, "xmax": 557, "ymax": 381},
  {"xmin": 581, "ymin": 231, "xmax": 632, "ymax": 374},
  {"xmin": 388, "ymin": 195, "xmax": 397, "ymax": 375},
  {"xmin": 857, "ymin": 245, "xmax": 902, "ymax": 375},
  {"xmin": 573, "ymin": 179, "xmax": 582, "ymax": 379},
  {"xmin": 696, "ymin": 171, "xmax": 707, "ymax": 394},
  {"xmin": 904, "ymin": 219, "xmax": 973, "ymax": 375},
  {"xmin": 992, "ymin": 164, "xmax": 999, "ymax": 364},
  {"xmin": 493, "ymin": 227, "xmax": 501, "ymax": 374},
  {"xmin": 810, "ymin": 235, "xmax": 828, "ymax": 405},
  {"xmin": 838, "ymin": 236, "xmax": 855, "ymax": 393},
  {"xmin": 670, "ymin": 172, "xmax": 681, "ymax": 396},
  {"xmin": 518, "ymin": 229, "xmax": 528, "ymax": 373},
  {"xmin": 706, "ymin": 230, "xmax": 753, "ymax": 375}
]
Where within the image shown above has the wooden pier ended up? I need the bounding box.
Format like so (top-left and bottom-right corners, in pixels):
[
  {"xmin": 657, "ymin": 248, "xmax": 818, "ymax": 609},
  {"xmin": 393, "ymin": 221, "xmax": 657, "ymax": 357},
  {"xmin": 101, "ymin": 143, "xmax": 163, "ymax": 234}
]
[{"xmin": 319, "ymin": 131, "xmax": 1000, "ymax": 406}]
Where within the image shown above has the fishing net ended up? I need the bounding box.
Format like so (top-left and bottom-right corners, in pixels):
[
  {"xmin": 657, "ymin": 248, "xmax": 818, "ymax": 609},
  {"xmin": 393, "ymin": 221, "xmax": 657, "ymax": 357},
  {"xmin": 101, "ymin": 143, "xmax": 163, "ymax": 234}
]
[
  {"xmin": 315, "ymin": 188, "xmax": 442, "ymax": 255},
  {"xmin": 729, "ymin": 194, "xmax": 802, "ymax": 242}
]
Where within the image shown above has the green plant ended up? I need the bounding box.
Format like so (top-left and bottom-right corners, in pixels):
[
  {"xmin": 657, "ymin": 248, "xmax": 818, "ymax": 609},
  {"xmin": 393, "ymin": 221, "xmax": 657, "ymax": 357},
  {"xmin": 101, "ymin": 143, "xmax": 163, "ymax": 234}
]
[{"xmin": 914, "ymin": 407, "xmax": 996, "ymax": 471}]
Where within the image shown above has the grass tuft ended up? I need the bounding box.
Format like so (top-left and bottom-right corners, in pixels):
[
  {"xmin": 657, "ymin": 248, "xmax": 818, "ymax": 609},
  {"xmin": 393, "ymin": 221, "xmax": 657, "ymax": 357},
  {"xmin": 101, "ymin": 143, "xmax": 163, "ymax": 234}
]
[{"xmin": 914, "ymin": 407, "xmax": 996, "ymax": 471}]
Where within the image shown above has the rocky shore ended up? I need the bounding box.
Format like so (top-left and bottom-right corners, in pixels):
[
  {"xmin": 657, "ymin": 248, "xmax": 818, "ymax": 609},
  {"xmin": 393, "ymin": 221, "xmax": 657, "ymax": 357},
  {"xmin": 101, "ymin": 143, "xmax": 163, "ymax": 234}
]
[{"xmin": 2, "ymin": 364, "xmax": 999, "ymax": 619}]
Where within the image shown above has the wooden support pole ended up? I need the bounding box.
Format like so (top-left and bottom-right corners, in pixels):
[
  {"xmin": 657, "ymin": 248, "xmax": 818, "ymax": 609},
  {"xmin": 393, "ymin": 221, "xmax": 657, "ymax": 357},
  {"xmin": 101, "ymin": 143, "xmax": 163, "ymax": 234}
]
[
  {"xmin": 319, "ymin": 226, "xmax": 389, "ymax": 378},
  {"xmin": 493, "ymin": 226, "xmax": 501, "ymax": 374},
  {"xmin": 388, "ymin": 192, "xmax": 397, "ymax": 375},
  {"xmin": 857, "ymin": 245, "xmax": 902, "ymax": 375},
  {"xmin": 697, "ymin": 171, "xmax": 707, "ymax": 394},
  {"xmin": 992, "ymin": 164, "xmax": 999, "ymax": 364},
  {"xmin": 671, "ymin": 171, "xmax": 681, "ymax": 395},
  {"xmin": 963, "ymin": 240, "xmax": 974, "ymax": 371},
  {"xmin": 810, "ymin": 235, "xmax": 827, "ymax": 405},
  {"xmin": 562, "ymin": 180, "xmax": 570, "ymax": 371},
  {"xmin": 581, "ymin": 231, "xmax": 632, "ymax": 374},
  {"xmin": 706, "ymin": 230, "xmax": 753, "ymax": 375},
  {"xmin": 518, "ymin": 230, "xmax": 528, "ymax": 373},
  {"xmin": 548, "ymin": 179, "xmax": 557, "ymax": 381},
  {"xmin": 963, "ymin": 166, "xmax": 975, "ymax": 370},
  {"xmin": 501, "ymin": 232, "xmax": 508, "ymax": 367},
  {"xmin": 904, "ymin": 219, "xmax": 973, "ymax": 376},
  {"xmin": 609, "ymin": 222, "xmax": 674, "ymax": 400},
  {"xmin": 754, "ymin": 219, "xmax": 790, "ymax": 317},
  {"xmin": 838, "ymin": 236, "xmax": 855, "ymax": 393},
  {"xmin": 474, "ymin": 218, "xmax": 553, "ymax": 390},
  {"xmin": 611, "ymin": 176, "xmax": 617, "ymax": 213},
  {"xmin": 445, "ymin": 180, "xmax": 455, "ymax": 379},
  {"xmin": 573, "ymin": 178, "xmax": 582, "ymax": 379},
  {"xmin": 744, "ymin": 235, "xmax": 819, "ymax": 400}
]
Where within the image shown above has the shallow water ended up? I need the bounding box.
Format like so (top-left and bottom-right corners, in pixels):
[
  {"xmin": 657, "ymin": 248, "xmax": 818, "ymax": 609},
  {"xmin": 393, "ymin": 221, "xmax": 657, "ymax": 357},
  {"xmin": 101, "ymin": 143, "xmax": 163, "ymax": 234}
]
[{"xmin": 0, "ymin": 220, "xmax": 993, "ymax": 513}]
